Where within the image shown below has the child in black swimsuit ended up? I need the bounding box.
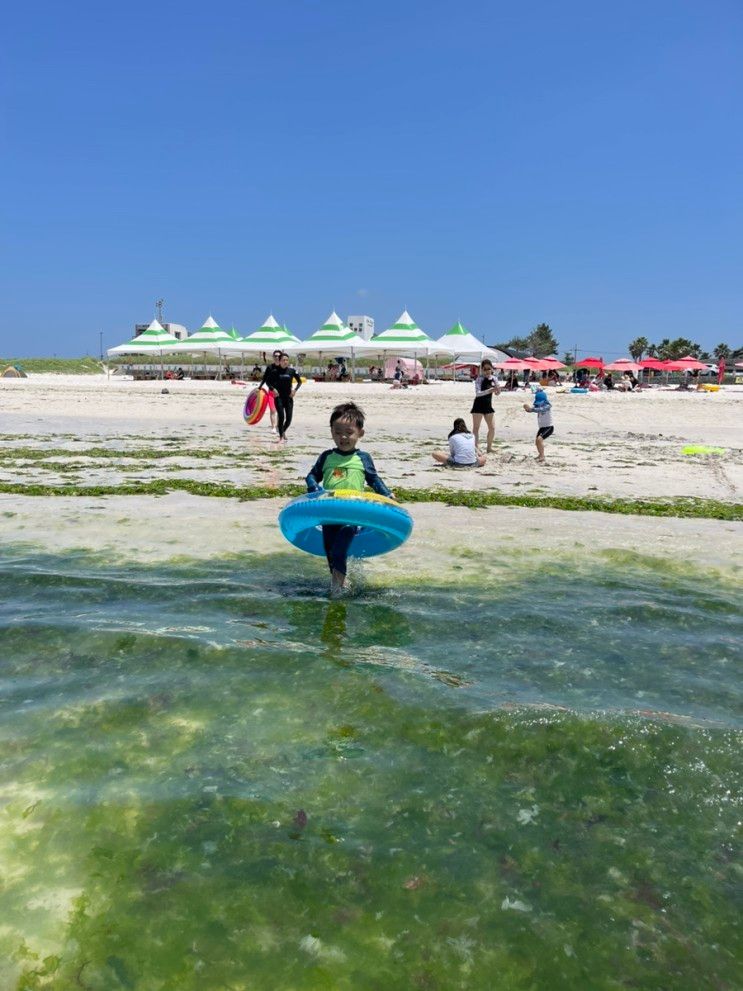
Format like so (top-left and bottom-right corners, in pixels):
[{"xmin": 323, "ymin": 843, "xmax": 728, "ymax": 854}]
[{"xmin": 470, "ymin": 359, "xmax": 500, "ymax": 452}]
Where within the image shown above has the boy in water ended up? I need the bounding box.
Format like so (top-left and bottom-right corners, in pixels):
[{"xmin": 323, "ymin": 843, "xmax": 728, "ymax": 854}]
[
  {"xmin": 305, "ymin": 402, "xmax": 394, "ymax": 595},
  {"xmin": 523, "ymin": 388, "xmax": 554, "ymax": 463}
]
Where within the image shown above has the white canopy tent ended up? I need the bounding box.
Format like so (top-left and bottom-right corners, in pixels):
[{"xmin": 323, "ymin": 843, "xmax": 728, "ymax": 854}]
[
  {"xmin": 285, "ymin": 311, "xmax": 376, "ymax": 362},
  {"xmin": 435, "ymin": 322, "xmax": 506, "ymax": 363},
  {"xmin": 368, "ymin": 310, "xmax": 453, "ymax": 360},
  {"xmin": 107, "ymin": 320, "xmax": 182, "ymax": 377}
]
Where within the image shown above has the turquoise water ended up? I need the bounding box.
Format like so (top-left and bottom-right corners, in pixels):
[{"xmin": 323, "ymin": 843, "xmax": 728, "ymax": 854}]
[{"xmin": 0, "ymin": 548, "xmax": 740, "ymax": 989}]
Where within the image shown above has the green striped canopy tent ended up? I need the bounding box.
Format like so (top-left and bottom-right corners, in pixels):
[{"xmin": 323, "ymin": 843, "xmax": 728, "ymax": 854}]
[
  {"xmin": 285, "ymin": 311, "xmax": 375, "ymax": 358},
  {"xmin": 434, "ymin": 321, "xmax": 506, "ymax": 362},
  {"xmin": 369, "ymin": 310, "xmax": 452, "ymax": 358},
  {"xmin": 173, "ymin": 316, "xmax": 236, "ymax": 377},
  {"xmin": 107, "ymin": 320, "xmax": 182, "ymax": 377},
  {"xmin": 225, "ymin": 314, "xmax": 299, "ymax": 356},
  {"xmin": 175, "ymin": 316, "xmax": 234, "ymax": 354}
]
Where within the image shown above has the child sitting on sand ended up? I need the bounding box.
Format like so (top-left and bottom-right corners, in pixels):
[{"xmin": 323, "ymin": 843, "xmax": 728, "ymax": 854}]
[
  {"xmin": 432, "ymin": 418, "xmax": 486, "ymax": 468},
  {"xmin": 523, "ymin": 389, "xmax": 554, "ymax": 463},
  {"xmin": 305, "ymin": 402, "xmax": 395, "ymax": 596}
]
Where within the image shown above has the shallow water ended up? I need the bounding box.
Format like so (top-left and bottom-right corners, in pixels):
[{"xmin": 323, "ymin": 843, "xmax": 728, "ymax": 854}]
[{"xmin": 0, "ymin": 548, "xmax": 740, "ymax": 989}]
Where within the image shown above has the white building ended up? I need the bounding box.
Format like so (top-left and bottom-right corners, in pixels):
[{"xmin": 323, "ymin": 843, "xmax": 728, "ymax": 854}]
[
  {"xmin": 347, "ymin": 315, "xmax": 374, "ymax": 341},
  {"xmin": 135, "ymin": 322, "xmax": 188, "ymax": 340}
]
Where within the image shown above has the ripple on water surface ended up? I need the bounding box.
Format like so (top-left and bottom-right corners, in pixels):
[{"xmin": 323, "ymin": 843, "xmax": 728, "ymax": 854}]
[{"xmin": 0, "ymin": 548, "xmax": 740, "ymax": 990}]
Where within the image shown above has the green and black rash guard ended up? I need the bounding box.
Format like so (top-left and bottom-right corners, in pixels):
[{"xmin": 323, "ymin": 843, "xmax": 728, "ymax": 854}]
[{"xmin": 305, "ymin": 448, "xmax": 392, "ymax": 497}]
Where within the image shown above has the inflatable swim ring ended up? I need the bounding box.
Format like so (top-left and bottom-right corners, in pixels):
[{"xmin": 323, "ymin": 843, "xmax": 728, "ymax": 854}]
[
  {"xmin": 279, "ymin": 489, "xmax": 413, "ymax": 559},
  {"xmin": 570, "ymin": 387, "xmax": 588, "ymax": 394},
  {"xmin": 243, "ymin": 388, "xmax": 268, "ymax": 425}
]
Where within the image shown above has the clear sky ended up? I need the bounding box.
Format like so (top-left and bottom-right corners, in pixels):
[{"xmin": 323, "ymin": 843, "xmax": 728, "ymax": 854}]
[{"xmin": 2, "ymin": 0, "xmax": 741, "ymax": 358}]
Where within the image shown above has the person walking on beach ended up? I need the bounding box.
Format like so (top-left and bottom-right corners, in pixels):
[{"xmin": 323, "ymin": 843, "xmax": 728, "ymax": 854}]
[
  {"xmin": 432, "ymin": 418, "xmax": 486, "ymax": 468},
  {"xmin": 274, "ymin": 353, "xmax": 302, "ymax": 443},
  {"xmin": 471, "ymin": 359, "xmax": 500, "ymax": 452},
  {"xmin": 305, "ymin": 402, "xmax": 394, "ymax": 595},
  {"xmin": 259, "ymin": 349, "xmax": 282, "ymax": 432},
  {"xmin": 523, "ymin": 388, "xmax": 554, "ymax": 463}
]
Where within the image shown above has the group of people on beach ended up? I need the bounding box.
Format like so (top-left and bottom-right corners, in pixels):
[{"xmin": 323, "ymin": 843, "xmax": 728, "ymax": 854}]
[{"xmin": 431, "ymin": 358, "xmax": 555, "ymax": 468}]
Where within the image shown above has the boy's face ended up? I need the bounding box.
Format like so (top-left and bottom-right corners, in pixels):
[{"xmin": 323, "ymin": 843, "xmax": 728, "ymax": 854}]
[{"xmin": 331, "ymin": 417, "xmax": 364, "ymax": 452}]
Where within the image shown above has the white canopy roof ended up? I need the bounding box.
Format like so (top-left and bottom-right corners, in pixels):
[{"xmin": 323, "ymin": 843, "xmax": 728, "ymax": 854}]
[{"xmin": 435, "ymin": 322, "xmax": 506, "ymax": 362}]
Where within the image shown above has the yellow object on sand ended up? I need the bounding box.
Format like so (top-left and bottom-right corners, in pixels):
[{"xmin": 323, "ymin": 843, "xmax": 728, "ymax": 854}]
[{"xmin": 681, "ymin": 445, "xmax": 726, "ymax": 456}]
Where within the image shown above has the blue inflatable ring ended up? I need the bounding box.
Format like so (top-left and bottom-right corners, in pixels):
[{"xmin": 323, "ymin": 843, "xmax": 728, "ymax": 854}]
[
  {"xmin": 570, "ymin": 387, "xmax": 588, "ymax": 393},
  {"xmin": 279, "ymin": 489, "xmax": 413, "ymax": 559}
]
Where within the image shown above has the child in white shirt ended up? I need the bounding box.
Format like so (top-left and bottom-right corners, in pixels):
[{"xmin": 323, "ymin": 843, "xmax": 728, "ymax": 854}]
[
  {"xmin": 523, "ymin": 389, "xmax": 554, "ymax": 463},
  {"xmin": 432, "ymin": 418, "xmax": 486, "ymax": 468}
]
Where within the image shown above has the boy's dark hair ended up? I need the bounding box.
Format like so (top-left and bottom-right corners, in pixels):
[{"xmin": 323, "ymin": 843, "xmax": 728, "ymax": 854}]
[
  {"xmin": 448, "ymin": 417, "xmax": 469, "ymax": 437},
  {"xmin": 330, "ymin": 402, "xmax": 365, "ymax": 429}
]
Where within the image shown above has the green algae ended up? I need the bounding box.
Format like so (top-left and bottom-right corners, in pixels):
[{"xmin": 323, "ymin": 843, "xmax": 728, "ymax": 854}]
[
  {"xmin": 0, "ymin": 479, "xmax": 739, "ymax": 520},
  {"xmin": 0, "ymin": 551, "xmax": 741, "ymax": 989}
]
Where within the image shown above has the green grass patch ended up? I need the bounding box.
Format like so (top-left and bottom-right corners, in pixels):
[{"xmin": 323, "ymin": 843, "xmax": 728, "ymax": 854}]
[{"xmin": 0, "ymin": 357, "xmax": 104, "ymax": 374}]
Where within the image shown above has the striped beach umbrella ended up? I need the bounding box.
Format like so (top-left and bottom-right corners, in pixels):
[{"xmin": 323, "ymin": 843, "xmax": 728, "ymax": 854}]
[{"xmin": 369, "ymin": 310, "xmax": 451, "ymax": 357}]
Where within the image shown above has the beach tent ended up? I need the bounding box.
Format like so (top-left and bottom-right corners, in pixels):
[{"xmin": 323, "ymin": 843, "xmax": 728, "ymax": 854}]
[
  {"xmin": 2, "ymin": 365, "xmax": 27, "ymax": 378},
  {"xmin": 383, "ymin": 356, "xmax": 423, "ymax": 379},
  {"xmin": 434, "ymin": 321, "xmax": 504, "ymax": 362},
  {"xmin": 368, "ymin": 310, "xmax": 451, "ymax": 359},
  {"xmin": 225, "ymin": 314, "xmax": 298, "ymax": 355},
  {"xmin": 172, "ymin": 316, "xmax": 235, "ymax": 377},
  {"xmin": 107, "ymin": 320, "xmax": 182, "ymax": 377},
  {"xmin": 175, "ymin": 316, "xmax": 234, "ymax": 354},
  {"xmin": 285, "ymin": 311, "xmax": 375, "ymax": 359}
]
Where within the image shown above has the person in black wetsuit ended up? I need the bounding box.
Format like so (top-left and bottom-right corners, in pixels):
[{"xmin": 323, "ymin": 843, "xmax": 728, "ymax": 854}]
[{"xmin": 260, "ymin": 352, "xmax": 302, "ymax": 442}]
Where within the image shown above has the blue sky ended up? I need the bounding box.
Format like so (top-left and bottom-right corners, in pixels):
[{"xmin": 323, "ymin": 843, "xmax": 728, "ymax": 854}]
[{"xmin": 2, "ymin": 0, "xmax": 741, "ymax": 358}]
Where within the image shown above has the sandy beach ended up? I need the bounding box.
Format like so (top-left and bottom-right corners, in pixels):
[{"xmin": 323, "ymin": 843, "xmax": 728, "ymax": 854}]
[{"xmin": 0, "ymin": 373, "xmax": 740, "ymax": 573}]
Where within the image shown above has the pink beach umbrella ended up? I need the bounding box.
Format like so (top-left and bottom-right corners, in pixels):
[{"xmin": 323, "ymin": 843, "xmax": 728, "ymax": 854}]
[
  {"xmin": 494, "ymin": 357, "xmax": 534, "ymax": 371},
  {"xmin": 665, "ymin": 355, "xmax": 708, "ymax": 372},
  {"xmin": 574, "ymin": 356, "xmax": 604, "ymax": 369},
  {"xmin": 603, "ymin": 358, "xmax": 642, "ymax": 373}
]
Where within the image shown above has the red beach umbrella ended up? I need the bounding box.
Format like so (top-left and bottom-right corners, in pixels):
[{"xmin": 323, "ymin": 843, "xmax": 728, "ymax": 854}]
[
  {"xmin": 540, "ymin": 357, "xmax": 567, "ymax": 369},
  {"xmin": 639, "ymin": 358, "xmax": 670, "ymax": 370},
  {"xmin": 574, "ymin": 357, "xmax": 604, "ymax": 369}
]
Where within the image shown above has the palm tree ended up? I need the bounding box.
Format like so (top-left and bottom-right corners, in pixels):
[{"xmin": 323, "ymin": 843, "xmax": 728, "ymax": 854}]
[
  {"xmin": 628, "ymin": 336, "xmax": 649, "ymax": 360},
  {"xmin": 713, "ymin": 343, "xmax": 731, "ymax": 361}
]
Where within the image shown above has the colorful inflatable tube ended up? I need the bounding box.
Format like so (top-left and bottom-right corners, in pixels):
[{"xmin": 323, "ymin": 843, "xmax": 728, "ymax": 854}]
[
  {"xmin": 279, "ymin": 489, "xmax": 413, "ymax": 559},
  {"xmin": 243, "ymin": 388, "xmax": 268, "ymax": 425}
]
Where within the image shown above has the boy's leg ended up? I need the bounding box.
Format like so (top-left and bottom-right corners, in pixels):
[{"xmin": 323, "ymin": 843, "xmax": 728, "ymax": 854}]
[
  {"xmin": 535, "ymin": 431, "xmax": 545, "ymax": 461},
  {"xmin": 322, "ymin": 524, "xmax": 359, "ymax": 591}
]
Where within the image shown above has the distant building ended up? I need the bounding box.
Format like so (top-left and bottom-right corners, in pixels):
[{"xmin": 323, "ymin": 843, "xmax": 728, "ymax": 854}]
[
  {"xmin": 134, "ymin": 322, "xmax": 188, "ymax": 340},
  {"xmin": 347, "ymin": 315, "xmax": 374, "ymax": 341}
]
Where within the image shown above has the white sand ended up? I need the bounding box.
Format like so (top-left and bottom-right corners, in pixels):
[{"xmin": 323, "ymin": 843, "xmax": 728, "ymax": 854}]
[{"xmin": 1, "ymin": 374, "xmax": 740, "ymax": 503}]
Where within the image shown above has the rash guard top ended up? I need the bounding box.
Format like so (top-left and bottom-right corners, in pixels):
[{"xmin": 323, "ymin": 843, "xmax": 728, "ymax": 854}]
[{"xmin": 305, "ymin": 448, "xmax": 392, "ymax": 497}]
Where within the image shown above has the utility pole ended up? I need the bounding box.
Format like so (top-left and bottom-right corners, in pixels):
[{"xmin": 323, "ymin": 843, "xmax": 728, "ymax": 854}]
[
  {"xmin": 156, "ymin": 298, "xmax": 164, "ymax": 323},
  {"xmin": 99, "ymin": 331, "xmax": 103, "ymax": 361}
]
